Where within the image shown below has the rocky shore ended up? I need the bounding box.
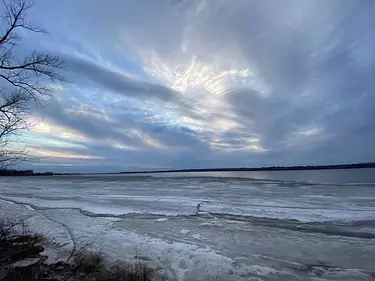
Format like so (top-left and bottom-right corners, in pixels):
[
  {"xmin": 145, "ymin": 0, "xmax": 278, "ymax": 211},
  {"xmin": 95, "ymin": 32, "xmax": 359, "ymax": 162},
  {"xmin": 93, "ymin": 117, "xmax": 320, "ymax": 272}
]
[{"xmin": 0, "ymin": 220, "xmax": 160, "ymax": 281}]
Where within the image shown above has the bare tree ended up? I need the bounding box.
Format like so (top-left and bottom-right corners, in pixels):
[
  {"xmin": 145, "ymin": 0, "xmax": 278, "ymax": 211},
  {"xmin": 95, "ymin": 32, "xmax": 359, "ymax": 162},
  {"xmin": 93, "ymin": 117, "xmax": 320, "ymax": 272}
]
[{"xmin": 0, "ymin": 0, "xmax": 64, "ymax": 169}]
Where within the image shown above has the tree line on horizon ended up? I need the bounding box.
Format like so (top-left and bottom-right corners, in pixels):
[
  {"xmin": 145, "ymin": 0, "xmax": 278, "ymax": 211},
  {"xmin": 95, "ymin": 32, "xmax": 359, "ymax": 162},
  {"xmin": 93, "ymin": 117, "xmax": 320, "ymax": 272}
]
[
  {"xmin": 119, "ymin": 162, "xmax": 375, "ymax": 174},
  {"xmin": 0, "ymin": 162, "xmax": 374, "ymax": 176}
]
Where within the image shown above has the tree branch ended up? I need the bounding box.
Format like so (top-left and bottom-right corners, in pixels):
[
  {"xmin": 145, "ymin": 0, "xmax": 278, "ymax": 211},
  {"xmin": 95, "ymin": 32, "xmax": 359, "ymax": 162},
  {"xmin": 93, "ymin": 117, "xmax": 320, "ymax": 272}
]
[{"xmin": 0, "ymin": 0, "xmax": 66, "ymax": 169}]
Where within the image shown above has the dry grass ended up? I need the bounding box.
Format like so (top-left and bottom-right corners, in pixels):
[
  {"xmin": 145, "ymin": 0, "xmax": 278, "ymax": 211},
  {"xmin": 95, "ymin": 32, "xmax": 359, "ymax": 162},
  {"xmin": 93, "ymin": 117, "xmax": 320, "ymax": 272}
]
[
  {"xmin": 0, "ymin": 217, "xmax": 19, "ymax": 242},
  {"xmin": 71, "ymin": 248, "xmax": 154, "ymax": 281},
  {"xmin": 205, "ymin": 262, "xmax": 226, "ymax": 281},
  {"xmin": 105, "ymin": 260, "xmax": 154, "ymax": 281},
  {"xmin": 72, "ymin": 248, "xmax": 105, "ymax": 275}
]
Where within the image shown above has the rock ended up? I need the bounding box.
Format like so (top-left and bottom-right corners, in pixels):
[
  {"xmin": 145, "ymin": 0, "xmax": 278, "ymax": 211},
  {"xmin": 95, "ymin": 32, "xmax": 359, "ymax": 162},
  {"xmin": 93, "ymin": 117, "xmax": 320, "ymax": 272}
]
[
  {"xmin": 9, "ymin": 236, "xmax": 33, "ymax": 244},
  {"xmin": 41, "ymin": 269, "xmax": 50, "ymax": 278},
  {"xmin": 11, "ymin": 241, "xmax": 30, "ymax": 247},
  {"xmin": 49, "ymin": 261, "xmax": 69, "ymax": 270},
  {"xmin": 9, "ymin": 245, "xmax": 45, "ymax": 261},
  {"xmin": 40, "ymin": 255, "xmax": 48, "ymax": 262},
  {"xmin": 55, "ymin": 265, "xmax": 66, "ymax": 270},
  {"xmin": 11, "ymin": 257, "xmax": 41, "ymax": 268},
  {"xmin": 31, "ymin": 245, "xmax": 44, "ymax": 255},
  {"xmin": 3, "ymin": 257, "xmax": 42, "ymax": 281},
  {"xmin": 10, "ymin": 249, "xmax": 29, "ymax": 261}
]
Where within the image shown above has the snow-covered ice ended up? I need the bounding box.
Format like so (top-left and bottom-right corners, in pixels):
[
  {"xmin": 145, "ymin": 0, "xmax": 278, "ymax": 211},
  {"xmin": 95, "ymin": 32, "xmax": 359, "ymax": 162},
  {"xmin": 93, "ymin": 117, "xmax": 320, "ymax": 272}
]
[{"xmin": 1, "ymin": 173, "xmax": 375, "ymax": 281}]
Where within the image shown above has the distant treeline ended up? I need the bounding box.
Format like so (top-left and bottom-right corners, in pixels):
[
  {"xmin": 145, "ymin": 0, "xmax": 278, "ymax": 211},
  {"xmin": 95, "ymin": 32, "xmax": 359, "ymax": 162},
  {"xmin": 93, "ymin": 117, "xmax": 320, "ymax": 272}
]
[
  {"xmin": 0, "ymin": 170, "xmax": 53, "ymax": 176},
  {"xmin": 1, "ymin": 162, "xmax": 375, "ymax": 176},
  {"xmin": 119, "ymin": 162, "xmax": 375, "ymax": 174}
]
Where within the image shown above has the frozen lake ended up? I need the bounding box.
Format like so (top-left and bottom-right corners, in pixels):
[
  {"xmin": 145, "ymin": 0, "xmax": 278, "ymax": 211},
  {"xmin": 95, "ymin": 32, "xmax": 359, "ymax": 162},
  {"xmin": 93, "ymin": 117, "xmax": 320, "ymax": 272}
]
[{"xmin": 1, "ymin": 169, "xmax": 375, "ymax": 280}]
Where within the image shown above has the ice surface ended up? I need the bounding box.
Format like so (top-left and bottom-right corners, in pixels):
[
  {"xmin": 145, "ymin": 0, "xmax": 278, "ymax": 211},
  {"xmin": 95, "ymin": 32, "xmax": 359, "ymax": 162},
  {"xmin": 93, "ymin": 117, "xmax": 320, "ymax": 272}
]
[
  {"xmin": 1, "ymin": 175, "xmax": 375, "ymax": 280},
  {"xmin": 1, "ymin": 175, "xmax": 375, "ymax": 222}
]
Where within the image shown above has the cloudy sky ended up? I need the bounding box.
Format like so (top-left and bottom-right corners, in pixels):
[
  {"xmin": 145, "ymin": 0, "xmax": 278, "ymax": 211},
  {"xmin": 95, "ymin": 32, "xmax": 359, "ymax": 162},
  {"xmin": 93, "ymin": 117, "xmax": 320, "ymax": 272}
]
[{"xmin": 8, "ymin": 0, "xmax": 375, "ymax": 172}]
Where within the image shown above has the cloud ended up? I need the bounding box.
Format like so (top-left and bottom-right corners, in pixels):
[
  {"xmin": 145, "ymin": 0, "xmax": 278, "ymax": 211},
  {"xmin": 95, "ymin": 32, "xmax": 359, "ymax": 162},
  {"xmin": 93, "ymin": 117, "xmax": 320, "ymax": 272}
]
[
  {"xmin": 60, "ymin": 53, "xmax": 179, "ymax": 103},
  {"xmin": 15, "ymin": 0, "xmax": 375, "ymax": 171},
  {"xmin": 28, "ymin": 146, "xmax": 103, "ymax": 160}
]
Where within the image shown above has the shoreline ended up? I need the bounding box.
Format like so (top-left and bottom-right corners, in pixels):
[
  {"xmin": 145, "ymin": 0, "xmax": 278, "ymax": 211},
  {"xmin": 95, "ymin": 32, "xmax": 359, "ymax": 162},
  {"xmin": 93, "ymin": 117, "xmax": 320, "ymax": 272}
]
[
  {"xmin": 1, "ymin": 162, "xmax": 375, "ymax": 177},
  {"xmin": 117, "ymin": 163, "xmax": 375, "ymax": 174}
]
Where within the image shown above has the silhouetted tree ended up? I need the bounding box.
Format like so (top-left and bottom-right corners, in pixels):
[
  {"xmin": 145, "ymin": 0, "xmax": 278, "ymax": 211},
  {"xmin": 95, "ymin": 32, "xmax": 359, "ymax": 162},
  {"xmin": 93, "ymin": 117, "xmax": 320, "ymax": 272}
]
[{"xmin": 0, "ymin": 0, "xmax": 64, "ymax": 168}]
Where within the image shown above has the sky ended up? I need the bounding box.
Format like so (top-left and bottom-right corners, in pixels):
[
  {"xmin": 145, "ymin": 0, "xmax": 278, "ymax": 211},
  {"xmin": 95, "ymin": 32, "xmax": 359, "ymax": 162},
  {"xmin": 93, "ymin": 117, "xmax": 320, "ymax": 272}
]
[{"xmin": 4, "ymin": 0, "xmax": 375, "ymax": 172}]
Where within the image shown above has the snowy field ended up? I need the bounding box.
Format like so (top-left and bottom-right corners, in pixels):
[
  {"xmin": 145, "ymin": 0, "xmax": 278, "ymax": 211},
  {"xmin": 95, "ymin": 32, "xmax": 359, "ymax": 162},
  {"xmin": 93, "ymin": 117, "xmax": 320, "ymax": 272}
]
[{"xmin": 1, "ymin": 171, "xmax": 375, "ymax": 281}]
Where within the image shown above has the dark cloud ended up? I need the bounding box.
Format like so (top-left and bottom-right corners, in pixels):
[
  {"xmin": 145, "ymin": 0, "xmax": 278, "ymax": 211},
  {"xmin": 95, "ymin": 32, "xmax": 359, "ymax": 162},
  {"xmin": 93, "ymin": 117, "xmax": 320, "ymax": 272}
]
[
  {"xmin": 217, "ymin": 0, "xmax": 375, "ymax": 159},
  {"xmin": 61, "ymin": 54, "xmax": 177, "ymax": 102}
]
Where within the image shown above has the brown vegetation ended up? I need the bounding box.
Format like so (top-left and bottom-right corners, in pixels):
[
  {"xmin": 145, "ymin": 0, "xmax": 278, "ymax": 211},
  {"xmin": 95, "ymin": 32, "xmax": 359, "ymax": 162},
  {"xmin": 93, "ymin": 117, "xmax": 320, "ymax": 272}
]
[{"xmin": 71, "ymin": 248, "xmax": 154, "ymax": 281}]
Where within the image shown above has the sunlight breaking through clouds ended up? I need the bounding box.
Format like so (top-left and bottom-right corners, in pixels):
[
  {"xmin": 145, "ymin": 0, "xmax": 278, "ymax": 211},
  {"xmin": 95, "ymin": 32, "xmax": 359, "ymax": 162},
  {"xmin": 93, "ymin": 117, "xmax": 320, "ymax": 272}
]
[
  {"xmin": 29, "ymin": 147, "xmax": 103, "ymax": 160},
  {"xmin": 32, "ymin": 120, "xmax": 92, "ymax": 144},
  {"xmin": 145, "ymin": 55, "xmax": 252, "ymax": 96},
  {"xmin": 143, "ymin": 54, "xmax": 260, "ymax": 144}
]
